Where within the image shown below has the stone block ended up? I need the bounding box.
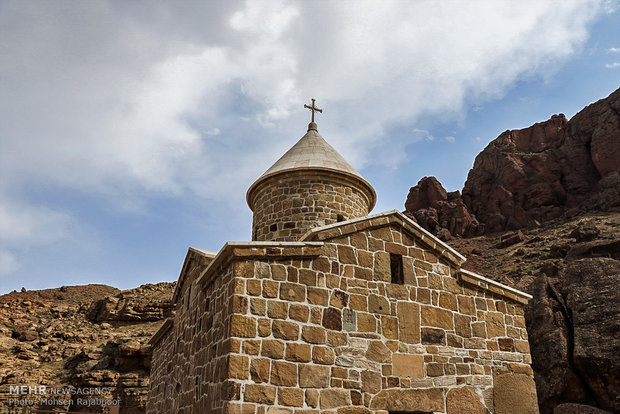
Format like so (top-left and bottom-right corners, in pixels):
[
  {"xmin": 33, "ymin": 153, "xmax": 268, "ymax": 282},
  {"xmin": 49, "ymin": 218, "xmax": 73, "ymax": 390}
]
[
  {"xmin": 320, "ymin": 389, "xmax": 350, "ymax": 409},
  {"xmin": 286, "ymin": 343, "xmax": 311, "ymax": 362},
  {"xmin": 261, "ymin": 339, "xmax": 284, "ymax": 359},
  {"xmin": 228, "ymin": 354, "xmax": 249, "ymax": 379},
  {"xmin": 307, "ymin": 287, "xmax": 329, "ymax": 306},
  {"xmin": 360, "ymin": 370, "xmax": 381, "ymax": 393},
  {"xmin": 267, "ymin": 301, "xmax": 288, "ymax": 319},
  {"xmin": 263, "ymin": 280, "xmax": 279, "ymax": 298},
  {"xmin": 271, "ymin": 360, "xmax": 297, "ymax": 386},
  {"xmin": 421, "ymin": 305, "xmax": 453, "ymax": 330},
  {"xmin": 302, "ymin": 326, "xmax": 326, "ymax": 344},
  {"xmin": 250, "ymin": 358, "xmax": 270, "ymax": 383},
  {"xmin": 392, "ymin": 354, "xmax": 424, "ymax": 378},
  {"xmin": 305, "ymin": 389, "xmax": 319, "ymax": 408},
  {"xmin": 365, "ymin": 341, "xmax": 391, "ymax": 363},
  {"xmin": 338, "ymin": 245, "xmax": 357, "ymax": 264},
  {"xmin": 421, "ymin": 327, "xmax": 445, "ymax": 345},
  {"xmin": 251, "ymin": 298, "xmax": 266, "ymax": 316},
  {"xmin": 454, "ymin": 313, "xmax": 472, "ymax": 338},
  {"xmin": 230, "ymin": 315, "xmax": 257, "ymax": 338},
  {"xmin": 289, "ymin": 304, "xmax": 309, "ymax": 322},
  {"xmin": 381, "ymin": 316, "xmax": 398, "ymax": 339},
  {"xmin": 312, "ymin": 346, "xmax": 336, "ymax": 364},
  {"xmin": 458, "ymin": 295, "xmax": 476, "ymax": 315},
  {"xmin": 245, "ymin": 384, "xmax": 276, "ymax": 404},
  {"xmin": 357, "ymin": 312, "xmax": 377, "ymax": 333},
  {"xmin": 299, "ymin": 365, "xmax": 330, "ymax": 388},
  {"xmin": 398, "ymin": 302, "xmax": 420, "ymax": 343},
  {"xmin": 257, "ymin": 318, "xmax": 271, "ymax": 337},
  {"xmin": 446, "ymin": 386, "xmax": 486, "ymax": 414},
  {"xmin": 278, "ymin": 387, "xmax": 304, "ymax": 407},
  {"xmin": 369, "ymin": 388, "xmax": 444, "ymax": 412},
  {"xmin": 273, "ymin": 320, "xmax": 299, "ymax": 340},
  {"xmin": 493, "ymin": 374, "xmax": 538, "ymax": 414},
  {"xmin": 322, "ymin": 307, "xmax": 342, "ymax": 330},
  {"xmin": 368, "ymin": 294, "xmax": 390, "ymax": 314},
  {"xmin": 247, "ymin": 279, "xmax": 262, "ymax": 296},
  {"xmin": 374, "ymin": 252, "xmax": 391, "ymax": 282},
  {"xmin": 439, "ymin": 292, "xmax": 457, "ymax": 311},
  {"xmin": 280, "ymin": 282, "xmax": 306, "ymax": 302},
  {"xmin": 486, "ymin": 312, "xmax": 506, "ymax": 338}
]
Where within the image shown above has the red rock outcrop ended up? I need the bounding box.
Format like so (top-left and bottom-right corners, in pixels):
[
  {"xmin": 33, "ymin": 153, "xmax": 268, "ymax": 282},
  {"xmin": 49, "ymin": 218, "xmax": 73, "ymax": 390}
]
[
  {"xmin": 462, "ymin": 88, "xmax": 620, "ymax": 233},
  {"xmin": 405, "ymin": 87, "xmax": 620, "ymax": 237},
  {"xmin": 405, "ymin": 176, "xmax": 483, "ymax": 238}
]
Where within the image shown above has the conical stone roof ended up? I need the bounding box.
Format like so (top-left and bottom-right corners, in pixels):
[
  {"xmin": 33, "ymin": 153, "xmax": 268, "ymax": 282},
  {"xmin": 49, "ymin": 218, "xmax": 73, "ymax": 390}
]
[{"xmin": 247, "ymin": 123, "xmax": 376, "ymax": 210}]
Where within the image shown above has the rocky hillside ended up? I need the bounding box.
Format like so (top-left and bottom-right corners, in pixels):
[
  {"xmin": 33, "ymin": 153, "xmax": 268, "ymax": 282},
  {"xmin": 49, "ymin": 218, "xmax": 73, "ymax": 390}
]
[
  {"xmin": 406, "ymin": 87, "xmax": 620, "ymax": 238},
  {"xmin": 0, "ymin": 282, "xmax": 175, "ymax": 413},
  {"xmin": 405, "ymin": 88, "xmax": 620, "ymax": 413}
]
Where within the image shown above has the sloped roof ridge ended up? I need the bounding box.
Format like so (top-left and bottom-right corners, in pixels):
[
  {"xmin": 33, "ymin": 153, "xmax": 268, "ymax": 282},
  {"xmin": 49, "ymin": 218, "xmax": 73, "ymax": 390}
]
[{"xmin": 299, "ymin": 209, "xmax": 467, "ymax": 265}]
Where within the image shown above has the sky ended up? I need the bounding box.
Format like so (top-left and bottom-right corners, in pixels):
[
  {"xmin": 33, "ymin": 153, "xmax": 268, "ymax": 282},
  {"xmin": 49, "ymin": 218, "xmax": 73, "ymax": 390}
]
[{"xmin": 1, "ymin": 0, "xmax": 619, "ymax": 293}]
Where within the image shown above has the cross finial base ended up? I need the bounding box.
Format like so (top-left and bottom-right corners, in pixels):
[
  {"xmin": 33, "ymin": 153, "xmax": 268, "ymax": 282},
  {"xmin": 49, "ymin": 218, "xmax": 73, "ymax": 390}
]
[{"xmin": 307, "ymin": 122, "xmax": 317, "ymax": 131}]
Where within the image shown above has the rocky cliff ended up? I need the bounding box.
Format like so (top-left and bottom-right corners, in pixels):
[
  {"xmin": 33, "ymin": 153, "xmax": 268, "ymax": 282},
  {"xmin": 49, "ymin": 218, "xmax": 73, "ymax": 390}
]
[
  {"xmin": 405, "ymin": 88, "xmax": 620, "ymax": 413},
  {"xmin": 406, "ymin": 87, "xmax": 620, "ymax": 237},
  {"xmin": 0, "ymin": 282, "xmax": 175, "ymax": 413}
]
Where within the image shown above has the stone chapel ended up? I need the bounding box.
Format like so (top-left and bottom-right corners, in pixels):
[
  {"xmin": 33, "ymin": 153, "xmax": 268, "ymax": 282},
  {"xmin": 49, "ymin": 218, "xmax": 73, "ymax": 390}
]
[{"xmin": 146, "ymin": 101, "xmax": 539, "ymax": 414}]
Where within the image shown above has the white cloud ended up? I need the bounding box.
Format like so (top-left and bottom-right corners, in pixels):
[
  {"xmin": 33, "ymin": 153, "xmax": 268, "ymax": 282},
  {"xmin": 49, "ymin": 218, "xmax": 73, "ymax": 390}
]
[
  {"xmin": 0, "ymin": 0, "xmax": 606, "ymax": 268},
  {"xmin": 605, "ymin": 62, "xmax": 620, "ymax": 68},
  {"xmin": 444, "ymin": 136, "xmax": 456, "ymax": 143},
  {"xmin": 608, "ymin": 47, "xmax": 620, "ymax": 53},
  {"xmin": 412, "ymin": 128, "xmax": 435, "ymax": 142}
]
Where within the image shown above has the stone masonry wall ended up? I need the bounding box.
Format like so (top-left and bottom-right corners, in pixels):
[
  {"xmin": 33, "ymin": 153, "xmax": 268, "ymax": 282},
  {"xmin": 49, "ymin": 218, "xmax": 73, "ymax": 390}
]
[
  {"xmin": 250, "ymin": 172, "xmax": 371, "ymax": 242},
  {"xmin": 224, "ymin": 224, "xmax": 534, "ymax": 413},
  {"xmin": 147, "ymin": 265, "xmax": 236, "ymax": 413}
]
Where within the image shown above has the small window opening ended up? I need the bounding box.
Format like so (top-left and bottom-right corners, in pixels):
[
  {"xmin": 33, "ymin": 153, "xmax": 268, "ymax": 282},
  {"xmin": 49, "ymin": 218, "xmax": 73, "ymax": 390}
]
[
  {"xmin": 195, "ymin": 376, "xmax": 200, "ymax": 401},
  {"xmin": 337, "ymin": 214, "xmax": 345, "ymax": 222},
  {"xmin": 390, "ymin": 253, "xmax": 404, "ymax": 284},
  {"xmin": 269, "ymin": 223, "xmax": 278, "ymax": 232}
]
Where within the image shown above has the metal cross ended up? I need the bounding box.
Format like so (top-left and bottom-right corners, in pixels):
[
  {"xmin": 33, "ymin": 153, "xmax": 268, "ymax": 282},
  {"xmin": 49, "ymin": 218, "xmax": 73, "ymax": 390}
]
[{"xmin": 304, "ymin": 98, "xmax": 322, "ymax": 123}]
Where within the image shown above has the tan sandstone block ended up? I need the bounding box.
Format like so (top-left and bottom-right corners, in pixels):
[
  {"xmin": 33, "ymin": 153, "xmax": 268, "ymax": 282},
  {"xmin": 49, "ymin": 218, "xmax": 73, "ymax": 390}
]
[
  {"xmin": 381, "ymin": 316, "xmax": 398, "ymax": 339},
  {"xmin": 250, "ymin": 358, "xmax": 270, "ymax": 383},
  {"xmin": 271, "ymin": 360, "xmax": 297, "ymax": 386},
  {"xmin": 230, "ymin": 315, "xmax": 257, "ymax": 338},
  {"xmin": 365, "ymin": 341, "xmax": 392, "ymax": 363},
  {"xmin": 228, "ymin": 354, "xmax": 249, "ymax": 379},
  {"xmin": 313, "ymin": 346, "xmax": 336, "ymax": 364},
  {"xmin": 299, "ymin": 365, "xmax": 330, "ymax": 388},
  {"xmin": 320, "ymin": 389, "xmax": 350, "ymax": 409},
  {"xmin": 446, "ymin": 386, "xmax": 486, "ymax": 414},
  {"xmin": 357, "ymin": 312, "xmax": 377, "ymax": 333},
  {"xmin": 392, "ymin": 354, "xmax": 424, "ymax": 378},
  {"xmin": 245, "ymin": 384, "xmax": 276, "ymax": 404},
  {"xmin": 307, "ymin": 287, "xmax": 329, "ymax": 306},
  {"xmin": 486, "ymin": 312, "xmax": 506, "ymax": 338},
  {"xmin": 368, "ymin": 294, "xmax": 390, "ymax": 314},
  {"xmin": 273, "ymin": 320, "xmax": 299, "ymax": 340},
  {"xmin": 421, "ymin": 305, "xmax": 453, "ymax": 330},
  {"xmin": 305, "ymin": 390, "xmax": 319, "ymax": 408},
  {"xmin": 267, "ymin": 301, "xmax": 288, "ymax": 319},
  {"xmin": 280, "ymin": 282, "xmax": 306, "ymax": 302},
  {"xmin": 398, "ymin": 302, "xmax": 420, "ymax": 343},
  {"xmin": 289, "ymin": 304, "xmax": 309, "ymax": 322},
  {"xmin": 458, "ymin": 295, "xmax": 476, "ymax": 316},
  {"xmin": 374, "ymin": 252, "xmax": 391, "ymax": 282},
  {"xmin": 302, "ymin": 326, "xmax": 326, "ymax": 344},
  {"xmin": 278, "ymin": 388, "xmax": 304, "ymax": 407},
  {"xmin": 338, "ymin": 245, "xmax": 357, "ymax": 265},
  {"xmin": 286, "ymin": 343, "xmax": 311, "ymax": 362},
  {"xmin": 261, "ymin": 339, "xmax": 284, "ymax": 359}
]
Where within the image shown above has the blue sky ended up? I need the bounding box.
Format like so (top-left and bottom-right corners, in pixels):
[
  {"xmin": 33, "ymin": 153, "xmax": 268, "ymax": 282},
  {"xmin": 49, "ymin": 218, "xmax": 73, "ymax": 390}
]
[{"xmin": 1, "ymin": 0, "xmax": 619, "ymax": 293}]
